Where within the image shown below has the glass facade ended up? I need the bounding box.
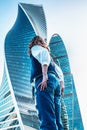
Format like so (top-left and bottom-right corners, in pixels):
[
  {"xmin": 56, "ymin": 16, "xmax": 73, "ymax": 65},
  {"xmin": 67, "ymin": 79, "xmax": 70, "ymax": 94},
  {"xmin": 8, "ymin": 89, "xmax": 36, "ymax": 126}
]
[
  {"xmin": 49, "ymin": 33, "xmax": 84, "ymax": 130},
  {"xmin": 0, "ymin": 66, "xmax": 24, "ymax": 130},
  {"xmin": 0, "ymin": 3, "xmax": 47, "ymax": 130}
]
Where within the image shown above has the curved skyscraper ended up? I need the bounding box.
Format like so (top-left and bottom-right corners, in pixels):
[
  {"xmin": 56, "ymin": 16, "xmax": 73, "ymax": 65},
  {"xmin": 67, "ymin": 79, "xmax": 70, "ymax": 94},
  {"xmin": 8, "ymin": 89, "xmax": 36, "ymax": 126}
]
[
  {"xmin": 0, "ymin": 2, "xmax": 84, "ymax": 130},
  {"xmin": 49, "ymin": 34, "xmax": 84, "ymax": 130},
  {"xmin": 5, "ymin": 3, "xmax": 47, "ymax": 100},
  {"xmin": 0, "ymin": 3, "xmax": 47, "ymax": 130}
]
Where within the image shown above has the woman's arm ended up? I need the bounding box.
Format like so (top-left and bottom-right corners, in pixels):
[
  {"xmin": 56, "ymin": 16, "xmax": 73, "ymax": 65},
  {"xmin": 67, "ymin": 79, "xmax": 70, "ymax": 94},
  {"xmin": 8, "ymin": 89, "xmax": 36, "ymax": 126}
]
[
  {"xmin": 60, "ymin": 81, "xmax": 65, "ymax": 96},
  {"xmin": 38, "ymin": 64, "xmax": 48, "ymax": 91},
  {"xmin": 54, "ymin": 62, "xmax": 65, "ymax": 95},
  {"xmin": 31, "ymin": 45, "xmax": 50, "ymax": 91}
]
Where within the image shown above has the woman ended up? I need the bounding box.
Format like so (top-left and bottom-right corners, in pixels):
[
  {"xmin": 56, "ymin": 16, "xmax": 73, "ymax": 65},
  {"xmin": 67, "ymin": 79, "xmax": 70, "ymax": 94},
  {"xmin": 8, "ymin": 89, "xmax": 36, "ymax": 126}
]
[{"xmin": 28, "ymin": 36, "xmax": 64, "ymax": 130}]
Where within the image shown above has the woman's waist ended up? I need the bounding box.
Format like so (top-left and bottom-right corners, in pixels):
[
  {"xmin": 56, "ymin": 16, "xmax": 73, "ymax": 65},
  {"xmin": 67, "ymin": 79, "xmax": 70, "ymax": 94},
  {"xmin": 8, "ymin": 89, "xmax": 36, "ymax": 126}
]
[{"xmin": 35, "ymin": 71, "xmax": 58, "ymax": 81}]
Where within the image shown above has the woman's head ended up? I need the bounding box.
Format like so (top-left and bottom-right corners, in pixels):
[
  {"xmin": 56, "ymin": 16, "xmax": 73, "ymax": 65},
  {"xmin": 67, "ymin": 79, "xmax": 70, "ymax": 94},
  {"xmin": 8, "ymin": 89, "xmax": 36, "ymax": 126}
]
[{"xmin": 28, "ymin": 36, "xmax": 49, "ymax": 55}]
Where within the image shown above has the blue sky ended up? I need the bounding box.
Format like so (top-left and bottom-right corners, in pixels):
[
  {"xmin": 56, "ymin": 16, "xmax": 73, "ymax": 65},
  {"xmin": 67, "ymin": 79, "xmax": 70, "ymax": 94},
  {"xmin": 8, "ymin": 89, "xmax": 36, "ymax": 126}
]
[{"xmin": 0, "ymin": 0, "xmax": 87, "ymax": 129}]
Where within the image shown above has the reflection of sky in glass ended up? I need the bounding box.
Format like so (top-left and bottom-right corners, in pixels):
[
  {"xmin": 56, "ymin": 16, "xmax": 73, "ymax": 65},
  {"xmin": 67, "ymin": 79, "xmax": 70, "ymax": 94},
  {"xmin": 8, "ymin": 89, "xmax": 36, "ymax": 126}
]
[{"xmin": 0, "ymin": 0, "xmax": 87, "ymax": 129}]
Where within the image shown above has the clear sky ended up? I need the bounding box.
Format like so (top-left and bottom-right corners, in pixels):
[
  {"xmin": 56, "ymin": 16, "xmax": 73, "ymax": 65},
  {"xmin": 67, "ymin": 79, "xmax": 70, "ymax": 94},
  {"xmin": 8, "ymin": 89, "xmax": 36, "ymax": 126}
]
[{"xmin": 0, "ymin": 0, "xmax": 87, "ymax": 129}]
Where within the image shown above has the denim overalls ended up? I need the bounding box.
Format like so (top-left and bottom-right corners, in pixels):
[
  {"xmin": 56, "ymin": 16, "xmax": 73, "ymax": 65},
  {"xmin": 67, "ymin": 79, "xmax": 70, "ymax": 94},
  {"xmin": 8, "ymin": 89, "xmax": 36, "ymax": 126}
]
[{"xmin": 30, "ymin": 55, "xmax": 63, "ymax": 130}]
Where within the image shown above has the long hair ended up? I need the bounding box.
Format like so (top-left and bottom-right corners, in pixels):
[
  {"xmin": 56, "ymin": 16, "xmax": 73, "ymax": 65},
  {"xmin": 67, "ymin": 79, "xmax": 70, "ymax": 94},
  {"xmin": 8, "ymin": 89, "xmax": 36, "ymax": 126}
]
[{"xmin": 28, "ymin": 36, "xmax": 50, "ymax": 55}]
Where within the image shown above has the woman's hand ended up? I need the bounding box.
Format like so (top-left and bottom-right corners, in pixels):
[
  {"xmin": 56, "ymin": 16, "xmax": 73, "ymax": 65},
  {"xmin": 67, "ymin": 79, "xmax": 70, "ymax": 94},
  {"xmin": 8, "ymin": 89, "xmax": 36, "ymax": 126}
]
[
  {"xmin": 37, "ymin": 75, "xmax": 48, "ymax": 91},
  {"xmin": 61, "ymin": 85, "xmax": 65, "ymax": 96},
  {"xmin": 60, "ymin": 81, "xmax": 65, "ymax": 96},
  {"xmin": 37, "ymin": 64, "xmax": 48, "ymax": 91}
]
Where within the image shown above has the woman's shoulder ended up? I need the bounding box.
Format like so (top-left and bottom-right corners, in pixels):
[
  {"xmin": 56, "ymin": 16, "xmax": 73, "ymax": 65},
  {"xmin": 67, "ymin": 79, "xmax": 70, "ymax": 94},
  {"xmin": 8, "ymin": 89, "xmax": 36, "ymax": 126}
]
[
  {"xmin": 32, "ymin": 45, "xmax": 42, "ymax": 50},
  {"xmin": 32, "ymin": 45, "xmax": 47, "ymax": 52},
  {"xmin": 31, "ymin": 45, "xmax": 45, "ymax": 57}
]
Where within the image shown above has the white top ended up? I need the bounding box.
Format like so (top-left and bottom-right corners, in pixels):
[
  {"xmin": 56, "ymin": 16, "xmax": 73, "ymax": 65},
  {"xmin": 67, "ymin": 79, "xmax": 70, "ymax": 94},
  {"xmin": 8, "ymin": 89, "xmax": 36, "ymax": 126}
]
[
  {"xmin": 31, "ymin": 45, "xmax": 64, "ymax": 82},
  {"xmin": 31, "ymin": 45, "xmax": 51, "ymax": 66},
  {"xmin": 54, "ymin": 63, "xmax": 64, "ymax": 82}
]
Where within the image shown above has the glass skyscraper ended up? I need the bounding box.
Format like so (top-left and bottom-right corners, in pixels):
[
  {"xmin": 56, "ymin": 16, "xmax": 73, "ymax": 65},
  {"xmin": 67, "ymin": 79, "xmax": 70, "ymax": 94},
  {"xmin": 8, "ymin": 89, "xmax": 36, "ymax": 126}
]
[
  {"xmin": 0, "ymin": 3, "xmax": 84, "ymax": 130},
  {"xmin": 49, "ymin": 34, "xmax": 84, "ymax": 130},
  {"xmin": 0, "ymin": 3, "xmax": 46, "ymax": 130}
]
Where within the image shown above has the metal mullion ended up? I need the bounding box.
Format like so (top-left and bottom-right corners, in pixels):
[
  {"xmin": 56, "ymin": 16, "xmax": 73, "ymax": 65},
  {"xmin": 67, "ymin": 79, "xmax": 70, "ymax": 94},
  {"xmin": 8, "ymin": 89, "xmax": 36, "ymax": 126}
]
[
  {"xmin": 0, "ymin": 99, "xmax": 13, "ymax": 108},
  {"xmin": 0, "ymin": 84, "xmax": 8, "ymax": 95},
  {"xmin": 0, "ymin": 95, "xmax": 11, "ymax": 104},
  {"xmin": 0, "ymin": 89, "xmax": 10, "ymax": 99},
  {"xmin": 0, "ymin": 105, "xmax": 14, "ymax": 113},
  {"xmin": 1, "ymin": 124, "xmax": 20, "ymax": 130},
  {"xmin": 0, "ymin": 95, "xmax": 12, "ymax": 104},
  {"xmin": 0, "ymin": 111, "xmax": 16, "ymax": 119},
  {"xmin": 0, "ymin": 117, "xmax": 18, "ymax": 124}
]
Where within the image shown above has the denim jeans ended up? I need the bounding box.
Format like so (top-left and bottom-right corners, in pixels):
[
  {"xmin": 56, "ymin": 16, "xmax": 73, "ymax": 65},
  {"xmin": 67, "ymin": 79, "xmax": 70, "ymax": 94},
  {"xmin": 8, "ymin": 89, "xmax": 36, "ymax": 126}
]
[{"xmin": 35, "ymin": 73, "xmax": 63, "ymax": 130}]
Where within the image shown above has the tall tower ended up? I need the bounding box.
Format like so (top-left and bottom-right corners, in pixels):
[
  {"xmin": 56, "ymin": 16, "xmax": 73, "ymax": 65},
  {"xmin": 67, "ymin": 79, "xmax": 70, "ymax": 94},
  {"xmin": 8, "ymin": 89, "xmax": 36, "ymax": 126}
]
[
  {"xmin": 0, "ymin": 3, "xmax": 47, "ymax": 130},
  {"xmin": 49, "ymin": 33, "xmax": 84, "ymax": 130}
]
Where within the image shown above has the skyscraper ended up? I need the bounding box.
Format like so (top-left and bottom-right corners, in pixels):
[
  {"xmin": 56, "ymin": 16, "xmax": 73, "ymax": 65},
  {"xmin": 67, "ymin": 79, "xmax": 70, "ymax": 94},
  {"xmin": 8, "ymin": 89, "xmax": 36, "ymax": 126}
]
[
  {"xmin": 0, "ymin": 3, "xmax": 84, "ymax": 130},
  {"xmin": 49, "ymin": 33, "xmax": 84, "ymax": 130},
  {"xmin": 0, "ymin": 3, "xmax": 47, "ymax": 130}
]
